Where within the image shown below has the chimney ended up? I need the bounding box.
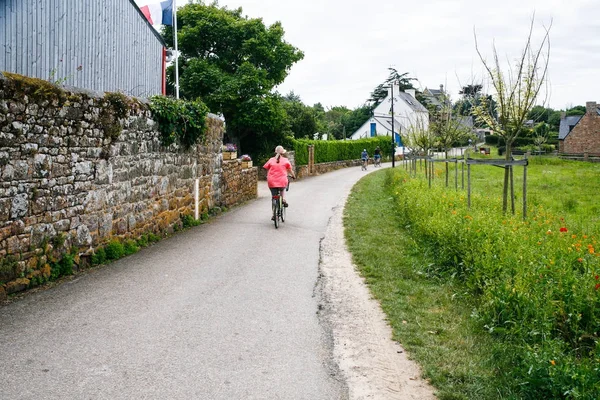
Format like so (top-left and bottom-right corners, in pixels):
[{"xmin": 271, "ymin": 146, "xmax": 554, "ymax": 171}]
[
  {"xmin": 406, "ymin": 89, "xmax": 416, "ymax": 99},
  {"xmin": 388, "ymin": 81, "xmax": 401, "ymax": 98},
  {"xmin": 586, "ymin": 101, "xmax": 597, "ymax": 114}
]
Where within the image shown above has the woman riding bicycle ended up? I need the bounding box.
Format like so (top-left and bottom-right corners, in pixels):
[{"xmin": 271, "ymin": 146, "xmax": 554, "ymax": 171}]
[{"xmin": 263, "ymin": 145, "xmax": 295, "ymax": 213}]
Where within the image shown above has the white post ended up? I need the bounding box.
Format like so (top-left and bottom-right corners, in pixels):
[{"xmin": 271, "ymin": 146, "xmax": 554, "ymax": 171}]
[
  {"xmin": 173, "ymin": 0, "xmax": 180, "ymax": 99},
  {"xmin": 194, "ymin": 179, "xmax": 199, "ymax": 220}
]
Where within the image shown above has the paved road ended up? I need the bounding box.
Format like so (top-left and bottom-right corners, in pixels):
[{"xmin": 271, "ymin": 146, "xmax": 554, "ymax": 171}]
[{"xmin": 0, "ymin": 164, "xmax": 384, "ymax": 400}]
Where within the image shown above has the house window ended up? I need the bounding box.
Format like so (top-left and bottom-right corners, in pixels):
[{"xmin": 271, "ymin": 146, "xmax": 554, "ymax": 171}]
[{"xmin": 370, "ymin": 123, "xmax": 376, "ymax": 137}]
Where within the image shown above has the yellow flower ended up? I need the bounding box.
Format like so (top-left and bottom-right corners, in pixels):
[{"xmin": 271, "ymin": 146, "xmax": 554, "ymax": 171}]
[{"xmin": 550, "ymin": 360, "xmax": 556, "ymax": 366}]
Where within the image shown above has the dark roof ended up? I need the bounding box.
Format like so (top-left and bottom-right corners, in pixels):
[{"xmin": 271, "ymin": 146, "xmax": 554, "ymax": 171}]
[
  {"xmin": 457, "ymin": 116, "xmax": 474, "ymax": 130},
  {"xmin": 397, "ymin": 92, "xmax": 428, "ymax": 113},
  {"xmin": 425, "ymin": 88, "xmax": 442, "ymax": 96},
  {"xmin": 559, "ymin": 115, "xmax": 583, "ymax": 140}
]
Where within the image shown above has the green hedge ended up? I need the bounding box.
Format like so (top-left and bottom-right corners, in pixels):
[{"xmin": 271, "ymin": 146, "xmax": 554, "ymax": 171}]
[{"xmin": 291, "ymin": 137, "xmax": 394, "ymax": 166}]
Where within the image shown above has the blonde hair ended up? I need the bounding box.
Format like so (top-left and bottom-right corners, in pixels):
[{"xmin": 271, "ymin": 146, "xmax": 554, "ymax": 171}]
[{"xmin": 275, "ymin": 145, "xmax": 286, "ymax": 163}]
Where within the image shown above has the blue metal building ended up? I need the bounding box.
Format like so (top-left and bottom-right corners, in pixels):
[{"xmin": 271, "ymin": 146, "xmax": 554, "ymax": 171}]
[{"xmin": 0, "ymin": 0, "xmax": 166, "ymax": 97}]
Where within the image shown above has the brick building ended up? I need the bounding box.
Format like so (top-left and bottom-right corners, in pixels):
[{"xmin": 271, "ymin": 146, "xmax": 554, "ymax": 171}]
[{"xmin": 559, "ymin": 101, "xmax": 600, "ymax": 155}]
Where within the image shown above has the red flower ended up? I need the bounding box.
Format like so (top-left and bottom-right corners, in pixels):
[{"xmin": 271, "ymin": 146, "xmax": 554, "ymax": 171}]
[
  {"xmin": 596, "ymin": 275, "xmax": 599, "ymax": 280},
  {"xmin": 595, "ymin": 283, "xmax": 600, "ymax": 291},
  {"xmin": 560, "ymin": 227, "xmax": 568, "ymax": 232}
]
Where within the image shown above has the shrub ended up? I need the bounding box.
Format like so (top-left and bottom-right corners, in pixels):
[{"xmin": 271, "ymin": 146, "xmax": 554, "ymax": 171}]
[
  {"xmin": 181, "ymin": 214, "xmax": 201, "ymax": 228},
  {"xmin": 123, "ymin": 240, "xmax": 140, "ymax": 256},
  {"xmin": 291, "ymin": 137, "xmax": 393, "ymax": 165},
  {"xmin": 104, "ymin": 240, "xmax": 125, "ymax": 261},
  {"xmin": 92, "ymin": 247, "xmax": 107, "ymax": 265},
  {"xmin": 385, "ymin": 168, "xmax": 600, "ymax": 397},
  {"xmin": 149, "ymin": 96, "xmax": 209, "ymax": 149}
]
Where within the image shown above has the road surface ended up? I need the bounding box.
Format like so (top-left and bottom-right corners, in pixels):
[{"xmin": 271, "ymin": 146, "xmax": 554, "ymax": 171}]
[{"xmin": 0, "ymin": 165, "xmax": 381, "ymax": 399}]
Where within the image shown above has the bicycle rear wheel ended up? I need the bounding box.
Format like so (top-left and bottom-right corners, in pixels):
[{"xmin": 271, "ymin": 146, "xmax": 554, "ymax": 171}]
[
  {"xmin": 280, "ymin": 198, "xmax": 286, "ymax": 223},
  {"xmin": 272, "ymin": 198, "xmax": 279, "ymax": 229}
]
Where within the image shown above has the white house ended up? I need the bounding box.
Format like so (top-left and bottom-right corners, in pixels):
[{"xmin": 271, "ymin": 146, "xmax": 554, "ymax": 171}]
[{"xmin": 349, "ymin": 83, "xmax": 429, "ymax": 148}]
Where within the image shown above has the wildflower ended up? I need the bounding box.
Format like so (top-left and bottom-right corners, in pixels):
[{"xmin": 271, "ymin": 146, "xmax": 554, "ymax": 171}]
[
  {"xmin": 537, "ymin": 241, "xmax": 542, "ymax": 245},
  {"xmin": 595, "ymin": 283, "xmax": 600, "ymax": 291},
  {"xmin": 595, "ymin": 275, "xmax": 599, "ymax": 280},
  {"xmin": 451, "ymin": 210, "xmax": 457, "ymax": 215},
  {"xmin": 578, "ymin": 258, "xmax": 583, "ymax": 263},
  {"xmin": 572, "ymin": 234, "xmax": 577, "ymax": 239},
  {"xmin": 550, "ymin": 360, "xmax": 556, "ymax": 366},
  {"xmin": 560, "ymin": 227, "xmax": 568, "ymax": 233},
  {"xmin": 464, "ymin": 215, "xmax": 473, "ymax": 220},
  {"xmin": 546, "ymin": 230, "xmax": 552, "ymax": 235},
  {"xmin": 584, "ymin": 235, "xmax": 588, "ymax": 239},
  {"xmin": 588, "ymin": 245, "xmax": 595, "ymax": 254}
]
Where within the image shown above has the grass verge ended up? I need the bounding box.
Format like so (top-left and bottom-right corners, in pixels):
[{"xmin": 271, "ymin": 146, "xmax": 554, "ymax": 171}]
[{"xmin": 344, "ymin": 169, "xmax": 517, "ymax": 399}]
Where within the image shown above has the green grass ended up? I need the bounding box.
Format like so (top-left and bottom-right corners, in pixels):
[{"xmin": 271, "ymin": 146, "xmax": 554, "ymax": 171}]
[
  {"xmin": 345, "ymin": 157, "xmax": 600, "ymax": 398},
  {"xmin": 466, "ymin": 155, "xmax": 600, "ymax": 229},
  {"xmin": 344, "ymin": 170, "xmax": 515, "ymax": 399}
]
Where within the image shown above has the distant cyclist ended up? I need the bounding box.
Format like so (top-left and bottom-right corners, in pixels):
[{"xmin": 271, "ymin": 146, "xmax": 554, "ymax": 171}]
[
  {"xmin": 373, "ymin": 146, "xmax": 381, "ymax": 165},
  {"xmin": 263, "ymin": 145, "xmax": 295, "ymax": 210},
  {"xmin": 360, "ymin": 149, "xmax": 369, "ymax": 170}
]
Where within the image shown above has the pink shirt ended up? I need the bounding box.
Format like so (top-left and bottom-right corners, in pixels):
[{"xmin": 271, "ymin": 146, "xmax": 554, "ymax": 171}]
[{"xmin": 263, "ymin": 156, "xmax": 292, "ymax": 188}]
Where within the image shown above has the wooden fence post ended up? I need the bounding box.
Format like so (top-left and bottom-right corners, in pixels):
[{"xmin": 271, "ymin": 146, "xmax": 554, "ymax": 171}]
[
  {"xmin": 467, "ymin": 162, "xmax": 471, "ymax": 208},
  {"xmin": 523, "ymin": 159, "xmax": 528, "ymax": 220},
  {"xmin": 454, "ymin": 159, "xmax": 458, "ymax": 190}
]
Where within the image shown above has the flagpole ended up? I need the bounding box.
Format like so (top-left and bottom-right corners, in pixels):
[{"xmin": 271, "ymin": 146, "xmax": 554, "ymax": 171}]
[{"xmin": 173, "ymin": 0, "xmax": 180, "ymax": 99}]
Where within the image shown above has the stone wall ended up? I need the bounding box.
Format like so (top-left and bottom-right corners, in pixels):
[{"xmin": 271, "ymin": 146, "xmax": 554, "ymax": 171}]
[
  {"xmin": 296, "ymin": 159, "xmax": 362, "ymax": 178},
  {"xmin": 220, "ymin": 160, "xmax": 258, "ymax": 207},
  {"xmin": 0, "ymin": 73, "xmax": 257, "ymax": 298},
  {"xmin": 562, "ymin": 101, "xmax": 600, "ymax": 155}
]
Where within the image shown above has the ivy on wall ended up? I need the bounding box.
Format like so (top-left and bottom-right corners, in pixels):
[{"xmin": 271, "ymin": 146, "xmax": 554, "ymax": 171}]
[{"xmin": 149, "ymin": 96, "xmax": 209, "ymax": 149}]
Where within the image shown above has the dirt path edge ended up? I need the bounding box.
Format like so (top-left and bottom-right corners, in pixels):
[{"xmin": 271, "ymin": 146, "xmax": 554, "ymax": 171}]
[{"xmin": 316, "ymin": 192, "xmax": 437, "ymax": 400}]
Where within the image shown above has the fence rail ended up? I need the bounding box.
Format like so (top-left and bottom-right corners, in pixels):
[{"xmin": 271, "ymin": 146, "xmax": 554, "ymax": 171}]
[{"xmin": 559, "ymin": 153, "xmax": 600, "ymax": 162}]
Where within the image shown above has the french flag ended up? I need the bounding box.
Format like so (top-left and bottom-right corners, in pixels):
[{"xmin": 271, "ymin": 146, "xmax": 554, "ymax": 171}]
[{"xmin": 136, "ymin": 0, "xmax": 173, "ymax": 26}]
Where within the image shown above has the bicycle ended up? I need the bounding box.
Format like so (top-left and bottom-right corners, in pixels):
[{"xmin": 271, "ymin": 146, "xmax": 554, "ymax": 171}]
[
  {"xmin": 271, "ymin": 176, "xmax": 293, "ymax": 229},
  {"xmin": 361, "ymin": 158, "xmax": 368, "ymax": 171},
  {"xmin": 373, "ymin": 155, "xmax": 381, "ymax": 167}
]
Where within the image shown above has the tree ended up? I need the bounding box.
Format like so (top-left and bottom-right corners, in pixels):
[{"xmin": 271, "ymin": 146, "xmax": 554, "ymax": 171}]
[
  {"xmin": 323, "ymin": 106, "xmax": 351, "ymax": 140},
  {"xmin": 459, "ymin": 84, "xmax": 483, "ymax": 97},
  {"xmin": 281, "ymin": 95, "xmax": 319, "ymax": 139},
  {"xmin": 368, "ymin": 68, "xmax": 416, "ymax": 107},
  {"xmin": 527, "ymin": 105, "xmax": 552, "ymax": 123},
  {"xmin": 566, "ymin": 105, "xmax": 586, "ymax": 116},
  {"xmin": 533, "ymin": 122, "xmax": 550, "ymax": 152},
  {"xmin": 163, "ymin": 3, "xmax": 304, "ymax": 156},
  {"xmin": 473, "ymin": 16, "xmax": 551, "ymax": 213},
  {"xmin": 342, "ymin": 105, "xmax": 372, "ymax": 137}
]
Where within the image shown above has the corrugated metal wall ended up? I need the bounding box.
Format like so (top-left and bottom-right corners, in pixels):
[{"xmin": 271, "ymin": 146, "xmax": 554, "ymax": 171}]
[{"xmin": 0, "ymin": 0, "xmax": 164, "ymax": 97}]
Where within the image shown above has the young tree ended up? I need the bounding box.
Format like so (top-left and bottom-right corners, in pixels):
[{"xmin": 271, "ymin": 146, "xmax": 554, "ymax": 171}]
[
  {"xmin": 163, "ymin": 3, "xmax": 304, "ymax": 156},
  {"xmin": 473, "ymin": 16, "xmax": 551, "ymax": 213},
  {"xmin": 533, "ymin": 122, "xmax": 550, "ymax": 153}
]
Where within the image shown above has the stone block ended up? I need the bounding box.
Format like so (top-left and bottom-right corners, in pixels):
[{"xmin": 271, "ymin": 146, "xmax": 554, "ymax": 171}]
[
  {"xmin": 74, "ymin": 225, "xmax": 92, "ymax": 247},
  {"xmin": 5, "ymin": 278, "xmax": 30, "ymax": 294},
  {"xmin": 10, "ymin": 193, "xmax": 28, "ymax": 219}
]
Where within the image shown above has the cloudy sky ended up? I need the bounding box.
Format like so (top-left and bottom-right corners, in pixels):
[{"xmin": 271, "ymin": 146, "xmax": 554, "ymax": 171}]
[{"xmin": 181, "ymin": 0, "xmax": 599, "ymax": 111}]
